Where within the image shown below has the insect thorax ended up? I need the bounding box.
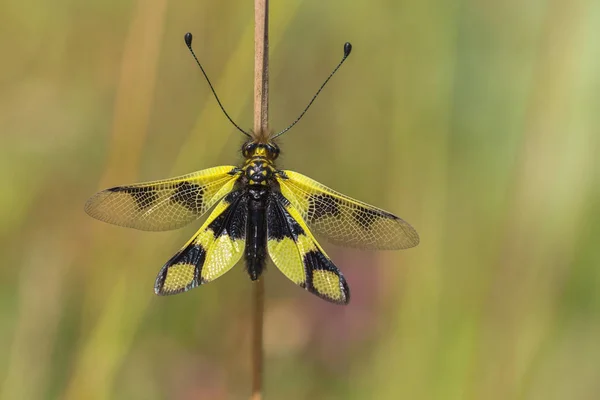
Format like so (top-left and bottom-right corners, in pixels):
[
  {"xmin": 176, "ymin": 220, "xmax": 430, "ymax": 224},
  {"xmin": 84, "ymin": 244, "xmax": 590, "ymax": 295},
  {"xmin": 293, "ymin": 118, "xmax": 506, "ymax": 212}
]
[{"xmin": 243, "ymin": 156, "xmax": 276, "ymax": 186}]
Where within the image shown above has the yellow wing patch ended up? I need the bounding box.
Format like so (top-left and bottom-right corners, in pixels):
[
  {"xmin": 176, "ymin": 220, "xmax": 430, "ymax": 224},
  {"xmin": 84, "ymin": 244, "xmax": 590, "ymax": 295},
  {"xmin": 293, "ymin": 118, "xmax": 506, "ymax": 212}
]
[
  {"xmin": 277, "ymin": 170, "xmax": 419, "ymax": 250},
  {"xmin": 84, "ymin": 165, "xmax": 240, "ymax": 231},
  {"xmin": 312, "ymin": 270, "xmax": 344, "ymax": 303},
  {"xmin": 266, "ymin": 192, "xmax": 349, "ymax": 304},
  {"xmin": 155, "ymin": 190, "xmax": 247, "ymax": 295},
  {"xmin": 161, "ymin": 263, "xmax": 197, "ymax": 294}
]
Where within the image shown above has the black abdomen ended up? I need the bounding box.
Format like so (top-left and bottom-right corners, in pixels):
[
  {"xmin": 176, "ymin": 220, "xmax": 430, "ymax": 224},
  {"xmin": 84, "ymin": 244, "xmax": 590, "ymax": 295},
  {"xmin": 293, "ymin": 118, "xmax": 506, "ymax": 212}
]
[{"xmin": 245, "ymin": 187, "xmax": 269, "ymax": 280}]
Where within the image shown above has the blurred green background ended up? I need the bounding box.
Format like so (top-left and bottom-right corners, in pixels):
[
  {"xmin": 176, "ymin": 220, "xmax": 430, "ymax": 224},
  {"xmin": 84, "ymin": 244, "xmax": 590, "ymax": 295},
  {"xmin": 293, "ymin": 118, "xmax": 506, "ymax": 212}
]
[{"xmin": 2, "ymin": 0, "xmax": 599, "ymax": 399}]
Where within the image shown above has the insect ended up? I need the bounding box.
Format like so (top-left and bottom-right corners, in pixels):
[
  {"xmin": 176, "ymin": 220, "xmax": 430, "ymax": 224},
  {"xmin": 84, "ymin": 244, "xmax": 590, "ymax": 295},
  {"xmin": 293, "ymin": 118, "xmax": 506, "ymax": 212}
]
[{"xmin": 85, "ymin": 33, "xmax": 419, "ymax": 304}]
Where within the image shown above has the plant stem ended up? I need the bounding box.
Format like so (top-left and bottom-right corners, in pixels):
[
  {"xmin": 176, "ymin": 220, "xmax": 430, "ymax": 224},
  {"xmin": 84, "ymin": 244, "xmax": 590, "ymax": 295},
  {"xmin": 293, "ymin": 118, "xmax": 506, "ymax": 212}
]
[
  {"xmin": 250, "ymin": 279, "xmax": 265, "ymax": 400},
  {"xmin": 254, "ymin": 0, "xmax": 269, "ymax": 134},
  {"xmin": 251, "ymin": 1, "xmax": 268, "ymax": 399}
]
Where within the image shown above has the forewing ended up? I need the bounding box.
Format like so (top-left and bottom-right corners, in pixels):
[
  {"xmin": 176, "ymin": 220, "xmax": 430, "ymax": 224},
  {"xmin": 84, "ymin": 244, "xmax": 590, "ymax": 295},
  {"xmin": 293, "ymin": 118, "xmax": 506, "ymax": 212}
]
[
  {"xmin": 277, "ymin": 170, "xmax": 419, "ymax": 250},
  {"xmin": 267, "ymin": 192, "xmax": 349, "ymax": 304},
  {"xmin": 154, "ymin": 190, "xmax": 247, "ymax": 295},
  {"xmin": 85, "ymin": 166, "xmax": 240, "ymax": 231}
]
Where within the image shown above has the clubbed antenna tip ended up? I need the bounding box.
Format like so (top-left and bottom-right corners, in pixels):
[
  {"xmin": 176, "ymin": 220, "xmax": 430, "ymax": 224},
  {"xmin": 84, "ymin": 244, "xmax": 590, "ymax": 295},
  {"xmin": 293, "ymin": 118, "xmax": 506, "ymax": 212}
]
[
  {"xmin": 184, "ymin": 32, "xmax": 193, "ymax": 47},
  {"xmin": 344, "ymin": 42, "xmax": 352, "ymax": 57}
]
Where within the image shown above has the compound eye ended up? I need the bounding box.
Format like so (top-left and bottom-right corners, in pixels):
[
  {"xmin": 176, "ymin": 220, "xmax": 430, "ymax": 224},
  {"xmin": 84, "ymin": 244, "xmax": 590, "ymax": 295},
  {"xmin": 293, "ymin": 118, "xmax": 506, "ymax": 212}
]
[
  {"xmin": 243, "ymin": 142, "xmax": 257, "ymax": 157},
  {"xmin": 267, "ymin": 143, "xmax": 280, "ymax": 159}
]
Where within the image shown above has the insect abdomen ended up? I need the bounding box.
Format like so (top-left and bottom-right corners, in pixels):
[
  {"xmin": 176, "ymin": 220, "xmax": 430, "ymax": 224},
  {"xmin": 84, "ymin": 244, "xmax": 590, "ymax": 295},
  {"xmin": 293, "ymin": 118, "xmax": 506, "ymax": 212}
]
[{"xmin": 245, "ymin": 187, "xmax": 269, "ymax": 280}]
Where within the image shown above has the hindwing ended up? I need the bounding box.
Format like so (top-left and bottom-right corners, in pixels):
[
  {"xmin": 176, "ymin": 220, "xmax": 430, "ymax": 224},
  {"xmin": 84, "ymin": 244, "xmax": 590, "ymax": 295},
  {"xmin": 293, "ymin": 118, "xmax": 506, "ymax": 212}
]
[
  {"xmin": 85, "ymin": 166, "xmax": 240, "ymax": 231},
  {"xmin": 277, "ymin": 170, "xmax": 419, "ymax": 250},
  {"xmin": 266, "ymin": 192, "xmax": 349, "ymax": 304},
  {"xmin": 154, "ymin": 190, "xmax": 247, "ymax": 295}
]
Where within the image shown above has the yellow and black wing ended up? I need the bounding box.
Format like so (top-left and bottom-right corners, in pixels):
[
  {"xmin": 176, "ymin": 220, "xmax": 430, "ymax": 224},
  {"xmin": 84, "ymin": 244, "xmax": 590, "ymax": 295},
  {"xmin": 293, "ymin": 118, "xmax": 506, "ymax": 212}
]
[
  {"xmin": 155, "ymin": 190, "xmax": 247, "ymax": 295},
  {"xmin": 85, "ymin": 166, "xmax": 240, "ymax": 231},
  {"xmin": 266, "ymin": 192, "xmax": 350, "ymax": 304},
  {"xmin": 277, "ymin": 170, "xmax": 419, "ymax": 250}
]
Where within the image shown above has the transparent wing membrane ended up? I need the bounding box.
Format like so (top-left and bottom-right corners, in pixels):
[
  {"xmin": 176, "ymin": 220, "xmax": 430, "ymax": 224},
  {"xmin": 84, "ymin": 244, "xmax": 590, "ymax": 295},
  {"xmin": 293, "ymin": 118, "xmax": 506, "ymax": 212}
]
[
  {"xmin": 85, "ymin": 166, "xmax": 239, "ymax": 231},
  {"xmin": 277, "ymin": 170, "xmax": 419, "ymax": 250}
]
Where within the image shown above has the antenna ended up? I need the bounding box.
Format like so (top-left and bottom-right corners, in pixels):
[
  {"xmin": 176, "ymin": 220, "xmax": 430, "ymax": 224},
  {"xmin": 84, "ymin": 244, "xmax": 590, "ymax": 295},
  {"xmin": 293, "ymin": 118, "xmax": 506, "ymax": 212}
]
[
  {"xmin": 271, "ymin": 42, "xmax": 352, "ymax": 139},
  {"xmin": 184, "ymin": 32, "xmax": 251, "ymax": 138}
]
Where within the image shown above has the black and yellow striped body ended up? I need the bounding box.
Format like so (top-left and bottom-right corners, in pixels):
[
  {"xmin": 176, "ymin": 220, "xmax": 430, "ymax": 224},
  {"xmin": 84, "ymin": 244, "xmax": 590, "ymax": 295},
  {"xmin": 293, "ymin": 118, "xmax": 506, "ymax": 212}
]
[{"xmin": 240, "ymin": 144, "xmax": 278, "ymax": 281}]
